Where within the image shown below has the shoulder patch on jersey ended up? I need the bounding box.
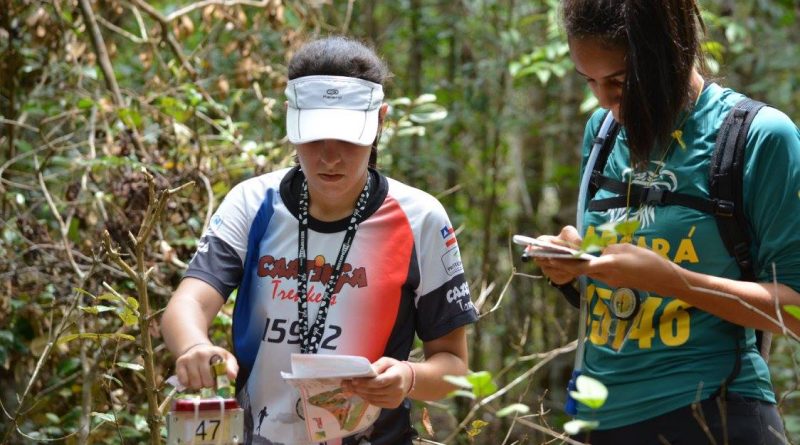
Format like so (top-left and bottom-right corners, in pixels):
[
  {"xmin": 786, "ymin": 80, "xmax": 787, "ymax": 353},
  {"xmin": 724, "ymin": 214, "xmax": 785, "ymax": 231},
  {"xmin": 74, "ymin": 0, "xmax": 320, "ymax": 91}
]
[{"xmin": 441, "ymin": 246, "xmax": 464, "ymax": 276}]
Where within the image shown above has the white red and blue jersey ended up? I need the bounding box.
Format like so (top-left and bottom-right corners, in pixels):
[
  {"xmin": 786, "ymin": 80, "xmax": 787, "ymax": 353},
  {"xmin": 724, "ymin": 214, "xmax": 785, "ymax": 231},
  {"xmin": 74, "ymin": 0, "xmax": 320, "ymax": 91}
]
[{"xmin": 185, "ymin": 166, "xmax": 478, "ymax": 445}]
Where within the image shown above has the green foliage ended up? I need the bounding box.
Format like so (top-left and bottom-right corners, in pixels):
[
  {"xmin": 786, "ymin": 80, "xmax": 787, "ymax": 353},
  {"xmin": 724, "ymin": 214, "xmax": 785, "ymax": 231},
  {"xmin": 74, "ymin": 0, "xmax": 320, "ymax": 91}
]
[{"xmin": 445, "ymin": 371, "xmax": 498, "ymax": 400}]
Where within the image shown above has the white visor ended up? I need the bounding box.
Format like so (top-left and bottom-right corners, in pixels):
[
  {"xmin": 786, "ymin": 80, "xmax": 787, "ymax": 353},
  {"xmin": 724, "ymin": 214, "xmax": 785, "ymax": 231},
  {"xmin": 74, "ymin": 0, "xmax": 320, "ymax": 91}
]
[{"xmin": 285, "ymin": 75, "xmax": 384, "ymax": 146}]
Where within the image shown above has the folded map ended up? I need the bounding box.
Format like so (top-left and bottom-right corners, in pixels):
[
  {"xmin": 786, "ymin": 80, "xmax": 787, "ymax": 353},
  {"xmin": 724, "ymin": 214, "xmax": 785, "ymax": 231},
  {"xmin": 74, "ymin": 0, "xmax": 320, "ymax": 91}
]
[{"xmin": 281, "ymin": 354, "xmax": 380, "ymax": 442}]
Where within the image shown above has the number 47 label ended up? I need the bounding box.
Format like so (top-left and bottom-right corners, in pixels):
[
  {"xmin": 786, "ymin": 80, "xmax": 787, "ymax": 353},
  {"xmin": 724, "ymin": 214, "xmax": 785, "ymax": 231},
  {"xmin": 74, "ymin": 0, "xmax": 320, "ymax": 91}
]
[{"xmin": 167, "ymin": 409, "xmax": 244, "ymax": 444}]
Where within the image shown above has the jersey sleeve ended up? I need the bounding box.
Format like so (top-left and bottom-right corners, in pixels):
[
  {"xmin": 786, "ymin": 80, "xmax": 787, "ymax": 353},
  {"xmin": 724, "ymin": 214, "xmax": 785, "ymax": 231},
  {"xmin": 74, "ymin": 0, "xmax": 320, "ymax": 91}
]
[
  {"xmin": 184, "ymin": 182, "xmax": 252, "ymax": 301},
  {"xmin": 743, "ymin": 107, "xmax": 800, "ymax": 292},
  {"xmin": 413, "ymin": 198, "xmax": 478, "ymax": 341}
]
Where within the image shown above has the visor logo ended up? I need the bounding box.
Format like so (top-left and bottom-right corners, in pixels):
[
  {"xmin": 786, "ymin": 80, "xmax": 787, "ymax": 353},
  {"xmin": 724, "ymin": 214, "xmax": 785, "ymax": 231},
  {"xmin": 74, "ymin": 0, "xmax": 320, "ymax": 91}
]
[{"xmin": 323, "ymin": 87, "xmax": 342, "ymax": 102}]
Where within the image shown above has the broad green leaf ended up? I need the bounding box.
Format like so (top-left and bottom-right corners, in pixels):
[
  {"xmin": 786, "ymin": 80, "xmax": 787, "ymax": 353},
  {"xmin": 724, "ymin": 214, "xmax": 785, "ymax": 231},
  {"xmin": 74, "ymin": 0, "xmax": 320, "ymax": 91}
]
[
  {"xmin": 125, "ymin": 297, "xmax": 139, "ymax": 311},
  {"xmin": 77, "ymin": 97, "xmax": 95, "ymax": 109},
  {"xmin": 569, "ymin": 375, "xmax": 608, "ymax": 409},
  {"xmin": 564, "ymin": 419, "xmax": 600, "ymax": 435},
  {"xmin": 496, "ymin": 403, "xmax": 530, "ymax": 418},
  {"xmin": 57, "ymin": 357, "xmax": 81, "ymax": 376},
  {"xmin": 57, "ymin": 333, "xmax": 136, "ymax": 346},
  {"xmin": 45, "ymin": 412, "xmax": 60, "ymax": 424},
  {"xmin": 116, "ymin": 362, "xmax": 144, "ymax": 371},
  {"xmin": 97, "ymin": 292, "xmax": 123, "ymax": 304},
  {"xmin": 466, "ymin": 371, "xmax": 497, "ymax": 398},
  {"xmin": 581, "ymin": 232, "xmax": 605, "ymax": 253},
  {"xmin": 158, "ymin": 96, "xmax": 192, "ymax": 123},
  {"xmin": 784, "ymin": 305, "xmax": 800, "ymax": 321},
  {"xmin": 615, "ymin": 220, "xmax": 640, "ymax": 238},
  {"xmin": 117, "ymin": 108, "xmax": 142, "ymax": 129},
  {"xmin": 118, "ymin": 306, "xmax": 138, "ymax": 327}
]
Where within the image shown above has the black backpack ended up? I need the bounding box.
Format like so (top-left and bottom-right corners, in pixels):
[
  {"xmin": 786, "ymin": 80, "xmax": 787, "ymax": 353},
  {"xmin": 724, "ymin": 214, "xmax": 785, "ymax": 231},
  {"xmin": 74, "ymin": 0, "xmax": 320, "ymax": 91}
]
[{"xmin": 578, "ymin": 97, "xmax": 771, "ymax": 393}]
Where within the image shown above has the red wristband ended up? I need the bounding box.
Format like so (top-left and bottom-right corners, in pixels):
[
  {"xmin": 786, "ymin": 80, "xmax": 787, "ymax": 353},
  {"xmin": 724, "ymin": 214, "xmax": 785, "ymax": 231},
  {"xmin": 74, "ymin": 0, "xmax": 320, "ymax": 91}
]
[{"xmin": 401, "ymin": 361, "xmax": 416, "ymax": 396}]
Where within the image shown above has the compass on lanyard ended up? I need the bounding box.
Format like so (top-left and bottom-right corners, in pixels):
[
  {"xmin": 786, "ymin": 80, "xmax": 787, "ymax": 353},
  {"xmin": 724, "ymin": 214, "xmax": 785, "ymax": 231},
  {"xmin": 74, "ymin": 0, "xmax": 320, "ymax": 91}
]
[{"xmin": 610, "ymin": 287, "xmax": 641, "ymax": 320}]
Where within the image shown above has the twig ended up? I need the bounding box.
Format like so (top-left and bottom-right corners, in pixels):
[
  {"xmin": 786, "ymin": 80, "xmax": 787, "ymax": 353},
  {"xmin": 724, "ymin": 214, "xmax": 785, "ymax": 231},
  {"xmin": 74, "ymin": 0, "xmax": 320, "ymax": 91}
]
[
  {"xmin": 341, "ymin": 0, "xmax": 355, "ymax": 33},
  {"xmin": 443, "ymin": 341, "xmax": 577, "ymax": 443},
  {"xmin": 101, "ymin": 170, "xmax": 194, "ymax": 445},
  {"xmin": 34, "ymin": 154, "xmax": 85, "ymax": 279},
  {"xmin": 77, "ymin": 0, "xmax": 147, "ymax": 158},
  {"xmin": 96, "ymin": 14, "xmax": 146, "ymax": 43},
  {"xmin": 0, "ymin": 118, "xmax": 40, "ymax": 133},
  {"xmin": 165, "ymin": 0, "xmax": 272, "ymax": 22},
  {"xmin": 513, "ymin": 416, "xmax": 588, "ymax": 445},
  {"xmin": 198, "ymin": 171, "xmax": 215, "ymax": 235}
]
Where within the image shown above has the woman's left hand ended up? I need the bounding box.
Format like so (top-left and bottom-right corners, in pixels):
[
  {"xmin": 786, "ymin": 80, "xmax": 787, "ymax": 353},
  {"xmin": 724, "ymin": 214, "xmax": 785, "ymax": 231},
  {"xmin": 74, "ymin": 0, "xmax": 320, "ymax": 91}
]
[
  {"xmin": 341, "ymin": 357, "xmax": 412, "ymax": 409},
  {"xmin": 582, "ymin": 242, "xmax": 681, "ymax": 294}
]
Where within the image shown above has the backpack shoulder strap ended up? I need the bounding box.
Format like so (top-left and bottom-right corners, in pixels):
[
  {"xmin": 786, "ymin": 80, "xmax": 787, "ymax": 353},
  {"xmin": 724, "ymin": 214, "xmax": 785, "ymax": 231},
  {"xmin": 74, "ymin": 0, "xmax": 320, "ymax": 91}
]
[
  {"xmin": 588, "ymin": 111, "xmax": 621, "ymax": 199},
  {"xmin": 709, "ymin": 97, "xmax": 772, "ymax": 366},
  {"xmin": 709, "ymin": 97, "xmax": 766, "ymax": 282}
]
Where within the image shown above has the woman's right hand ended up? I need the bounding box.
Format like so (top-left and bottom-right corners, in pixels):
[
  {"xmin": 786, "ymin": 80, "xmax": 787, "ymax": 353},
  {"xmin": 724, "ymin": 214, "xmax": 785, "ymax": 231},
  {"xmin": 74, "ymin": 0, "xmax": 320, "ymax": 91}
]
[
  {"xmin": 532, "ymin": 225, "xmax": 584, "ymax": 285},
  {"xmin": 175, "ymin": 343, "xmax": 239, "ymax": 390}
]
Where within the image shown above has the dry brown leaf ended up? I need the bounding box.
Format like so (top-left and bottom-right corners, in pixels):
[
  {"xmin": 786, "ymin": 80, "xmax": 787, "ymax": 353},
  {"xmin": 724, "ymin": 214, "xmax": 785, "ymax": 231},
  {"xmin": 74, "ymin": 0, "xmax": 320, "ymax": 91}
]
[{"xmin": 421, "ymin": 406, "xmax": 435, "ymax": 437}]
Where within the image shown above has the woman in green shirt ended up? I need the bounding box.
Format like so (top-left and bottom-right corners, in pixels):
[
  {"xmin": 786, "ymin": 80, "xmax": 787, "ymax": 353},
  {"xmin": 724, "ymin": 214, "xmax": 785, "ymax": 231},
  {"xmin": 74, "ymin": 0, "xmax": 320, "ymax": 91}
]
[{"xmin": 534, "ymin": 0, "xmax": 799, "ymax": 443}]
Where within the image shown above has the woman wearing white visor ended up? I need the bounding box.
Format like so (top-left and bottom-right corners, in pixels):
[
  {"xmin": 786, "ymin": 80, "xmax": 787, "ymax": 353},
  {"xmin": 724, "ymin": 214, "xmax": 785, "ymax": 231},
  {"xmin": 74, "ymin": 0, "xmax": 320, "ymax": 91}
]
[{"xmin": 162, "ymin": 36, "xmax": 477, "ymax": 444}]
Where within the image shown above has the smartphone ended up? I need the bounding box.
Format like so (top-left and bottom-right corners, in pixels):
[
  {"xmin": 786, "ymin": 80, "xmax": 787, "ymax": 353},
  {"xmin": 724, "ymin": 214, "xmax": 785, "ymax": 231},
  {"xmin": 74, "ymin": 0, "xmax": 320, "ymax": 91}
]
[{"xmin": 512, "ymin": 235, "xmax": 596, "ymax": 261}]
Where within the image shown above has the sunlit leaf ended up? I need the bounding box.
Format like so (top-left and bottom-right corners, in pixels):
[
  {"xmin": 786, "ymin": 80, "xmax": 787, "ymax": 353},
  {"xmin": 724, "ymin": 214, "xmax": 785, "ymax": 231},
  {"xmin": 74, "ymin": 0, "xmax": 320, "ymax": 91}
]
[
  {"xmin": 496, "ymin": 403, "xmax": 530, "ymax": 418},
  {"xmin": 466, "ymin": 371, "xmax": 498, "ymax": 398},
  {"xmin": 118, "ymin": 306, "xmax": 138, "ymax": 327},
  {"xmin": 614, "ymin": 220, "xmax": 640, "ymax": 238},
  {"xmin": 79, "ymin": 305, "xmax": 116, "ymax": 314},
  {"xmin": 581, "ymin": 232, "xmax": 605, "ymax": 253},
  {"xmin": 117, "ymin": 107, "xmax": 142, "ymax": 129},
  {"xmin": 564, "ymin": 419, "xmax": 600, "ymax": 435},
  {"xmin": 467, "ymin": 419, "xmax": 489, "ymax": 437},
  {"xmin": 56, "ymin": 333, "xmax": 136, "ymax": 346},
  {"xmin": 390, "ymin": 97, "xmax": 412, "ymax": 107},
  {"xmin": 413, "ymin": 93, "xmax": 437, "ymax": 105},
  {"xmin": 569, "ymin": 375, "xmax": 608, "ymax": 409},
  {"xmin": 116, "ymin": 362, "xmax": 144, "ymax": 371},
  {"xmin": 91, "ymin": 411, "xmax": 116, "ymax": 423},
  {"xmin": 102, "ymin": 373, "xmax": 123, "ymax": 386},
  {"xmin": 785, "ymin": 305, "xmax": 800, "ymax": 321}
]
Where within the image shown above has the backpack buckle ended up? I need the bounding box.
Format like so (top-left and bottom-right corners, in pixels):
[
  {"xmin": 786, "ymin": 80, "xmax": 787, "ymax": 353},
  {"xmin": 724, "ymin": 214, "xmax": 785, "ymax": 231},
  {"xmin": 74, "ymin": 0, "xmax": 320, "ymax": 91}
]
[
  {"xmin": 641, "ymin": 187, "xmax": 665, "ymax": 205},
  {"xmin": 715, "ymin": 200, "xmax": 735, "ymax": 217}
]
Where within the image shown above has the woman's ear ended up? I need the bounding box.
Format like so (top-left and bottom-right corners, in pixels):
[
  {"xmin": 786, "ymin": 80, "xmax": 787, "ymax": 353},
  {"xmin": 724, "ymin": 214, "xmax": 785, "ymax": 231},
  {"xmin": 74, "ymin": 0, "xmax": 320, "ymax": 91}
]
[
  {"xmin": 378, "ymin": 103, "xmax": 389, "ymax": 124},
  {"xmin": 284, "ymin": 100, "xmax": 289, "ymax": 110}
]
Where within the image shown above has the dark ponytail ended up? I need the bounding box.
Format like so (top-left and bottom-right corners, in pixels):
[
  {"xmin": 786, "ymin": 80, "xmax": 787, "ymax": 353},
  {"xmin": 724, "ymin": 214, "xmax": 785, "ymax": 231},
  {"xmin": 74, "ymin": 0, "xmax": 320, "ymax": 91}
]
[{"xmin": 562, "ymin": 0, "xmax": 705, "ymax": 165}]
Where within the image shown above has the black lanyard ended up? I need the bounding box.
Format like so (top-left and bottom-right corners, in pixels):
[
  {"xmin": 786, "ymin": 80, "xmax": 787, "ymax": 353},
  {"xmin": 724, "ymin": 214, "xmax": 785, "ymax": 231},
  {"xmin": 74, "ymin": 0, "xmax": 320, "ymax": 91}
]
[{"xmin": 296, "ymin": 172, "xmax": 371, "ymax": 354}]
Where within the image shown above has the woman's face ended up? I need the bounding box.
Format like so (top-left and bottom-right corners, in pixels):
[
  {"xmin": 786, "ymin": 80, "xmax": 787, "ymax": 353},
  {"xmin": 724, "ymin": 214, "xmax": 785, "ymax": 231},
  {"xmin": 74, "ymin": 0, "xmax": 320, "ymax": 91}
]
[
  {"xmin": 569, "ymin": 37, "xmax": 627, "ymax": 122},
  {"xmin": 296, "ymin": 139, "xmax": 371, "ymax": 206}
]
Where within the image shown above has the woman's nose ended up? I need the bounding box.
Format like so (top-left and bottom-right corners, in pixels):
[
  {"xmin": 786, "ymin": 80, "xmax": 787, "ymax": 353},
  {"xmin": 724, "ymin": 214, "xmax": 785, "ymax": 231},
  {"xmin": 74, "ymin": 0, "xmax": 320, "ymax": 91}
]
[
  {"xmin": 594, "ymin": 83, "xmax": 622, "ymax": 113},
  {"xmin": 319, "ymin": 140, "xmax": 340, "ymax": 164}
]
